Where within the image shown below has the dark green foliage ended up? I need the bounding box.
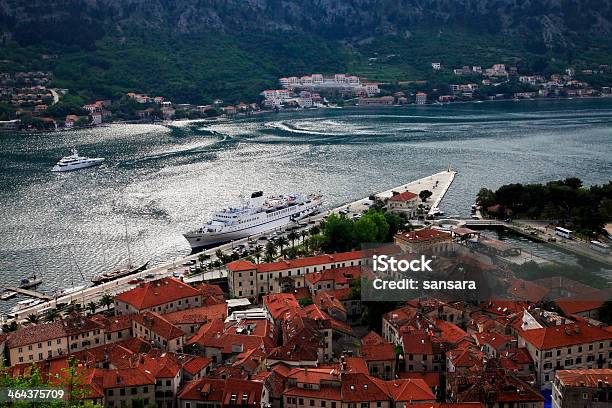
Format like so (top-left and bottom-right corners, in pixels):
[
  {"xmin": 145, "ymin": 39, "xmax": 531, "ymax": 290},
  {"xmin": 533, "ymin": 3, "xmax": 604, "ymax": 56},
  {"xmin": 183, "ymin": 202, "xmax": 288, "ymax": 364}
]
[
  {"xmin": 480, "ymin": 178, "xmax": 612, "ymax": 235},
  {"xmin": 321, "ymin": 208, "xmax": 405, "ymax": 253}
]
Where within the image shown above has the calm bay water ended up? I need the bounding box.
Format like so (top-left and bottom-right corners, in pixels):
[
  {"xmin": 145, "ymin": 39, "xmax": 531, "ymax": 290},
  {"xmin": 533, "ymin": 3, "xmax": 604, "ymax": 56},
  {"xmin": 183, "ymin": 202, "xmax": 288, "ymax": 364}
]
[{"xmin": 0, "ymin": 98, "xmax": 611, "ymax": 311}]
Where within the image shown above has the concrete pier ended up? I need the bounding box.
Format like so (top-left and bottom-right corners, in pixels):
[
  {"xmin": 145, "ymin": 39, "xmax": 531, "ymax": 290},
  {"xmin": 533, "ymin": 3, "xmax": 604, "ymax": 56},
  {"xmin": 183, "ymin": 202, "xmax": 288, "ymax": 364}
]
[{"xmin": 4, "ymin": 287, "xmax": 52, "ymax": 300}]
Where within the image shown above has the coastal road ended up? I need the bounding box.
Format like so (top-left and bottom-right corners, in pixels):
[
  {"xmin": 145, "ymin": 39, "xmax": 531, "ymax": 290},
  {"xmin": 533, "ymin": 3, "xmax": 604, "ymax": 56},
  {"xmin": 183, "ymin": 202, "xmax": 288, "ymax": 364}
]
[{"xmin": 50, "ymin": 89, "xmax": 60, "ymax": 105}]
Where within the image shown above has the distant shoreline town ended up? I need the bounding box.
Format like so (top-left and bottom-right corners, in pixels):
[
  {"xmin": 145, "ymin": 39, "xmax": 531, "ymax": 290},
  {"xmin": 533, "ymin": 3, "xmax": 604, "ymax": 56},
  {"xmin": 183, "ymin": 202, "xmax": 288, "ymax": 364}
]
[{"xmin": 1, "ymin": 61, "xmax": 612, "ymax": 132}]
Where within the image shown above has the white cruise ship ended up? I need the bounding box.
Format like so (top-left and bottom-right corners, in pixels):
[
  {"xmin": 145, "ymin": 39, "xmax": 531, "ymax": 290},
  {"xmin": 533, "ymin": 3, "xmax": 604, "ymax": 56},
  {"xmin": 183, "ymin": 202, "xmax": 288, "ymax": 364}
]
[
  {"xmin": 184, "ymin": 191, "xmax": 322, "ymax": 248},
  {"xmin": 51, "ymin": 149, "xmax": 105, "ymax": 172}
]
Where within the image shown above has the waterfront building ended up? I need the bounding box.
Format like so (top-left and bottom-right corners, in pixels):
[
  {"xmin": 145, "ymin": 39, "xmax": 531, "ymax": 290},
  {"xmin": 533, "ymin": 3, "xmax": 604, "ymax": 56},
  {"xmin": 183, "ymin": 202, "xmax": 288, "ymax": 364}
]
[
  {"xmin": 6, "ymin": 321, "xmax": 70, "ymax": 364},
  {"xmin": 358, "ymin": 96, "xmax": 394, "ymax": 105},
  {"xmin": 552, "ymin": 369, "xmax": 612, "ymax": 408},
  {"xmin": 64, "ymin": 114, "xmax": 79, "ymax": 128},
  {"xmin": 227, "ymin": 251, "xmax": 368, "ymax": 298},
  {"xmin": 114, "ymin": 277, "xmax": 203, "ymax": 315},
  {"xmin": 178, "ymin": 377, "xmax": 265, "ymax": 408},
  {"xmin": 394, "ymin": 228, "xmax": 453, "ymax": 254},
  {"xmin": 415, "ymin": 92, "xmax": 427, "ymax": 105},
  {"xmin": 102, "ymin": 368, "xmax": 156, "ymax": 407},
  {"xmin": 385, "ymin": 190, "xmax": 418, "ymax": 216},
  {"xmin": 132, "ymin": 311, "xmax": 186, "ymax": 352},
  {"xmin": 304, "ymin": 265, "xmax": 360, "ymax": 295},
  {"xmin": 518, "ymin": 321, "xmax": 612, "ymax": 389}
]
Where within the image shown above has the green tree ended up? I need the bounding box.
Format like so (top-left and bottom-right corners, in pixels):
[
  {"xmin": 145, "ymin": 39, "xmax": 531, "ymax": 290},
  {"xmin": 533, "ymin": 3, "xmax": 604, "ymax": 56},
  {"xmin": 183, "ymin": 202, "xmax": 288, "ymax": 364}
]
[
  {"xmin": 253, "ymin": 245, "xmax": 263, "ymax": 263},
  {"xmin": 86, "ymin": 301, "xmax": 97, "ymax": 315},
  {"xmin": 287, "ymin": 230, "xmax": 299, "ymax": 248},
  {"xmin": 26, "ymin": 313, "xmax": 39, "ymax": 324},
  {"xmin": 354, "ymin": 216, "xmax": 378, "ymax": 244},
  {"xmin": 264, "ymin": 242, "xmax": 277, "ymax": 262},
  {"xmin": 99, "ymin": 293, "xmax": 113, "ymax": 310},
  {"xmin": 322, "ymin": 213, "xmax": 355, "ymax": 252},
  {"xmin": 44, "ymin": 308, "xmax": 60, "ymax": 322},
  {"xmin": 276, "ymin": 236, "xmax": 289, "ymax": 256},
  {"xmin": 419, "ymin": 190, "xmax": 433, "ymax": 202}
]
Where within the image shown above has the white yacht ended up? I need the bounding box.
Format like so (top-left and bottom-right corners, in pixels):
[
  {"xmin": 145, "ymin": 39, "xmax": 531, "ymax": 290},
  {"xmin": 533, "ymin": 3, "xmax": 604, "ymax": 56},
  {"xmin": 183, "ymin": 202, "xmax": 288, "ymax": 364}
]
[
  {"xmin": 51, "ymin": 149, "xmax": 104, "ymax": 172},
  {"xmin": 10, "ymin": 298, "xmax": 43, "ymax": 314},
  {"xmin": 184, "ymin": 191, "xmax": 322, "ymax": 248}
]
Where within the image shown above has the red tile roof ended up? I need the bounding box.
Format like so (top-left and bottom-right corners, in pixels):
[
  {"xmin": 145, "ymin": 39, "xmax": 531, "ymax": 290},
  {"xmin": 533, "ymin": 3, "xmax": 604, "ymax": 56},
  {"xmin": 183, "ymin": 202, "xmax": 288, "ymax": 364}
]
[
  {"xmin": 227, "ymin": 260, "xmax": 257, "ymax": 272},
  {"xmin": 263, "ymin": 293, "xmax": 301, "ymax": 320},
  {"xmin": 183, "ymin": 356, "xmax": 211, "ymax": 375},
  {"xmin": 395, "ymin": 228, "xmax": 451, "ymax": 242},
  {"xmin": 555, "ymin": 292, "xmax": 608, "ymax": 315},
  {"xmin": 305, "ymin": 265, "xmax": 360, "ymax": 286},
  {"xmin": 556, "ymin": 369, "xmax": 612, "ymax": 387},
  {"xmin": 178, "ymin": 377, "xmax": 225, "ymax": 401},
  {"xmin": 519, "ymin": 321, "xmax": 612, "ymax": 350},
  {"xmin": 402, "ymin": 333, "xmax": 433, "ymax": 355},
  {"xmin": 361, "ymin": 342, "xmax": 396, "ymax": 362},
  {"xmin": 385, "ymin": 378, "xmax": 435, "ymax": 402},
  {"xmin": 115, "ymin": 277, "xmax": 201, "ymax": 310},
  {"xmin": 6, "ymin": 320, "xmax": 67, "ymax": 348},
  {"xmin": 136, "ymin": 352, "xmax": 181, "ymax": 378},
  {"xmin": 361, "ymin": 331, "xmax": 385, "ymax": 346},
  {"xmin": 388, "ymin": 191, "xmax": 418, "ymax": 202},
  {"xmin": 254, "ymin": 246, "xmax": 398, "ymax": 274},
  {"xmin": 473, "ymin": 331, "xmax": 512, "ymax": 350},
  {"xmin": 133, "ymin": 311, "xmax": 185, "ymax": 340},
  {"xmin": 506, "ymin": 278, "xmax": 550, "ymax": 302},
  {"xmin": 344, "ymin": 356, "xmax": 369, "ymax": 374},
  {"xmin": 101, "ymin": 368, "xmax": 156, "ymax": 388},
  {"xmin": 341, "ymin": 373, "xmax": 389, "ymax": 402},
  {"xmin": 91, "ymin": 313, "xmax": 133, "ymax": 332},
  {"xmin": 162, "ymin": 303, "xmax": 227, "ymax": 325},
  {"xmin": 397, "ymin": 372, "xmax": 440, "ymax": 388}
]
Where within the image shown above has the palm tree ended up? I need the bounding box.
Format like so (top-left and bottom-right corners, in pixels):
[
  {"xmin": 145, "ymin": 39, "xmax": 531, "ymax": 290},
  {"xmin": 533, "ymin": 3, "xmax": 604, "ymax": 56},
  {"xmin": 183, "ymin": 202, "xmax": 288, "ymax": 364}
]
[
  {"xmin": 309, "ymin": 225, "xmax": 320, "ymax": 236},
  {"xmin": 300, "ymin": 230, "xmax": 309, "ymax": 243},
  {"xmin": 276, "ymin": 236, "xmax": 289, "ymax": 257},
  {"xmin": 44, "ymin": 308, "xmax": 60, "ymax": 322},
  {"xmin": 87, "ymin": 301, "xmax": 97, "ymax": 315},
  {"xmin": 99, "ymin": 293, "xmax": 113, "ymax": 310},
  {"xmin": 215, "ymin": 249, "xmax": 224, "ymax": 263},
  {"xmin": 264, "ymin": 242, "xmax": 277, "ymax": 262},
  {"xmin": 26, "ymin": 313, "xmax": 39, "ymax": 324},
  {"xmin": 287, "ymin": 230, "xmax": 299, "ymax": 248},
  {"xmin": 253, "ymin": 245, "xmax": 263, "ymax": 264}
]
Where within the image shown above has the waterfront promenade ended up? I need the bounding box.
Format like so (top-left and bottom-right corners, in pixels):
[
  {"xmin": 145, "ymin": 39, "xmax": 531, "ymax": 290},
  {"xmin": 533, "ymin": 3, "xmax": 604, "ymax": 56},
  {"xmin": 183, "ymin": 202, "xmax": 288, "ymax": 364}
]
[{"xmin": 2, "ymin": 170, "xmax": 457, "ymax": 322}]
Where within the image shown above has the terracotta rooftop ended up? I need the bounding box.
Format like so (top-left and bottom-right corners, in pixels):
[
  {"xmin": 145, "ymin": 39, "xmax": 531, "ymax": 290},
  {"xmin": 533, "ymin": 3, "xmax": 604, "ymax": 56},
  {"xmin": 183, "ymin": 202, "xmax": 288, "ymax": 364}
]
[
  {"xmin": 395, "ymin": 228, "xmax": 451, "ymax": 242},
  {"xmin": 133, "ymin": 311, "xmax": 185, "ymax": 340},
  {"xmin": 305, "ymin": 265, "xmax": 361, "ymax": 286},
  {"xmin": 162, "ymin": 303, "xmax": 227, "ymax": 325},
  {"xmin": 556, "ymin": 369, "xmax": 612, "ymax": 387},
  {"xmin": 519, "ymin": 321, "xmax": 612, "ymax": 350},
  {"xmin": 6, "ymin": 320, "xmax": 67, "ymax": 348},
  {"xmin": 361, "ymin": 342, "xmax": 396, "ymax": 362},
  {"xmin": 114, "ymin": 277, "xmax": 201, "ymax": 310},
  {"xmin": 101, "ymin": 368, "xmax": 156, "ymax": 388},
  {"xmin": 388, "ymin": 191, "xmax": 418, "ymax": 202}
]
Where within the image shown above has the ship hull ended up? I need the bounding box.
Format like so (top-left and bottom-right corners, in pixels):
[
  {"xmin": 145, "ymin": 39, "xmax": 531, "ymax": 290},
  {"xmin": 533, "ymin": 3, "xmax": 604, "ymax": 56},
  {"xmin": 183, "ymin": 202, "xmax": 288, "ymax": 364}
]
[
  {"xmin": 184, "ymin": 200, "xmax": 321, "ymax": 249},
  {"xmin": 91, "ymin": 261, "xmax": 149, "ymax": 285},
  {"xmin": 52, "ymin": 158, "xmax": 104, "ymax": 172}
]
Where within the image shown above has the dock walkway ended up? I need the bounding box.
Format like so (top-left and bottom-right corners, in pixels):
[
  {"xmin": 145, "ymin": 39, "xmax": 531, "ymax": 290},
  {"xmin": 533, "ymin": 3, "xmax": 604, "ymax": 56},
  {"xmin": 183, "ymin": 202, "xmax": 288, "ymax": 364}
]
[{"xmin": 5, "ymin": 287, "xmax": 52, "ymax": 300}]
